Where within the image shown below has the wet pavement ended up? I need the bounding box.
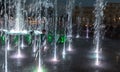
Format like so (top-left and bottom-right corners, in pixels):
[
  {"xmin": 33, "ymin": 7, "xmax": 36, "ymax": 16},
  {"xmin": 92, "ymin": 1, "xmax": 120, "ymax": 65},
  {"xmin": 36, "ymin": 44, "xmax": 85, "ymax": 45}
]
[
  {"xmin": 0, "ymin": 38, "xmax": 120, "ymax": 72},
  {"xmin": 67, "ymin": 38, "xmax": 120, "ymax": 72}
]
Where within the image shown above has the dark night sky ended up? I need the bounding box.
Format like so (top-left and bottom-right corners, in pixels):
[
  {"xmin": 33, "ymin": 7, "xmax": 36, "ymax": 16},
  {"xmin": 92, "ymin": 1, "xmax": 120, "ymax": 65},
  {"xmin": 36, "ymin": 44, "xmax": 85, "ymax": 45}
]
[
  {"xmin": 57, "ymin": 0, "xmax": 120, "ymax": 14},
  {"xmin": 76, "ymin": 0, "xmax": 120, "ymax": 6},
  {"xmin": 28, "ymin": 0, "xmax": 120, "ymax": 6},
  {"xmin": 27, "ymin": 0, "xmax": 120, "ymax": 15}
]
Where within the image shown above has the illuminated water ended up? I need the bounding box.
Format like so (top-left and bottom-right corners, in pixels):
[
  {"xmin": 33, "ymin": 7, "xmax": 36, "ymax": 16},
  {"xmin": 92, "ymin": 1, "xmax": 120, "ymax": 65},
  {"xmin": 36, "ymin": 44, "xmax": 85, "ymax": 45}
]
[
  {"xmin": 66, "ymin": 0, "xmax": 75, "ymax": 52},
  {"xmin": 76, "ymin": 17, "xmax": 81, "ymax": 38},
  {"xmin": 0, "ymin": 0, "xmax": 119, "ymax": 72},
  {"xmin": 86, "ymin": 18, "xmax": 89, "ymax": 39},
  {"xmin": 93, "ymin": 0, "xmax": 105, "ymax": 66},
  {"xmin": 0, "ymin": 38, "xmax": 120, "ymax": 72}
]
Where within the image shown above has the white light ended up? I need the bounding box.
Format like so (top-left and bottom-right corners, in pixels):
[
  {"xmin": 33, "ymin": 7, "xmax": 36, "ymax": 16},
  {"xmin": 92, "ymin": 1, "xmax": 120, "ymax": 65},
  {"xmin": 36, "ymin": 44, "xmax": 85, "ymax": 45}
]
[
  {"xmin": 21, "ymin": 42, "xmax": 25, "ymax": 48},
  {"xmin": 76, "ymin": 34, "xmax": 80, "ymax": 38},
  {"xmin": 50, "ymin": 57, "xmax": 59, "ymax": 63},
  {"xmin": 43, "ymin": 46, "xmax": 48, "ymax": 51},
  {"xmin": 67, "ymin": 44, "xmax": 73, "ymax": 52},
  {"xmin": 7, "ymin": 46, "xmax": 11, "ymax": 51},
  {"xmin": 37, "ymin": 66, "xmax": 42, "ymax": 72},
  {"xmin": 62, "ymin": 50, "xmax": 66, "ymax": 59},
  {"xmin": 94, "ymin": 46, "xmax": 100, "ymax": 66},
  {"xmin": 52, "ymin": 57, "xmax": 58, "ymax": 62},
  {"xmin": 95, "ymin": 42, "xmax": 99, "ymax": 53},
  {"xmin": 95, "ymin": 48, "xmax": 99, "ymax": 53},
  {"xmin": 33, "ymin": 45, "xmax": 37, "ymax": 53},
  {"xmin": 86, "ymin": 28, "xmax": 89, "ymax": 39},
  {"xmin": 67, "ymin": 34, "xmax": 72, "ymax": 38},
  {"xmin": 95, "ymin": 52, "xmax": 100, "ymax": 66},
  {"xmin": 7, "ymin": 43, "xmax": 11, "ymax": 51},
  {"xmin": 10, "ymin": 49, "xmax": 25, "ymax": 59},
  {"xmin": 7, "ymin": 29, "xmax": 29, "ymax": 34},
  {"xmin": 11, "ymin": 53, "xmax": 24, "ymax": 59},
  {"xmin": 62, "ymin": 50, "xmax": 66, "ymax": 55},
  {"xmin": 86, "ymin": 34, "xmax": 89, "ymax": 39},
  {"xmin": 34, "ymin": 30, "xmax": 42, "ymax": 35}
]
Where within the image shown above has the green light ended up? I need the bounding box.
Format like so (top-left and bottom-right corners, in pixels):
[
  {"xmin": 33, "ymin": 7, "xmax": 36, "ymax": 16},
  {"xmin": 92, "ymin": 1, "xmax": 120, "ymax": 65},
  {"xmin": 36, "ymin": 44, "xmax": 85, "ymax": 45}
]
[
  {"xmin": 0, "ymin": 35, "xmax": 5, "ymax": 45},
  {"xmin": 25, "ymin": 34, "xmax": 32, "ymax": 44},
  {"xmin": 33, "ymin": 66, "xmax": 47, "ymax": 72},
  {"xmin": 58, "ymin": 35, "xmax": 66, "ymax": 44},
  {"xmin": 13, "ymin": 35, "xmax": 19, "ymax": 44},
  {"xmin": 47, "ymin": 34, "xmax": 53, "ymax": 43}
]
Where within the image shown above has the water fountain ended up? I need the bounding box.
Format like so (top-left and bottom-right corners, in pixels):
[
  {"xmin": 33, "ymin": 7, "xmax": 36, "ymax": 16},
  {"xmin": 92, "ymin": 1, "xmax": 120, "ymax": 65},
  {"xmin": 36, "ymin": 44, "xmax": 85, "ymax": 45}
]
[
  {"xmin": 93, "ymin": 0, "xmax": 105, "ymax": 66},
  {"xmin": 0, "ymin": 0, "xmax": 110, "ymax": 71},
  {"xmin": 76, "ymin": 3, "xmax": 82, "ymax": 38},
  {"xmin": 0, "ymin": 0, "xmax": 48, "ymax": 71},
  {"xmin": 66, "ymin": 0, "xmax": 75, "ymax": 52},
  {"xmin": 51, "ymin": 0, "xmax": 59, "ymax": 62},
  {"xmin": 86, "ymin": 18, "xmax": 90, "ymax": 39},
  {"xmin": 66, "ymin": 0, "xmax": 74, "ymax": 38},
  {"xmin": 76, "ymin": 16, "xmax": 81, "ymax": 38},
  {"xmin": 62, "ymin": 18, "xmax": 67, "ymax": 60}
]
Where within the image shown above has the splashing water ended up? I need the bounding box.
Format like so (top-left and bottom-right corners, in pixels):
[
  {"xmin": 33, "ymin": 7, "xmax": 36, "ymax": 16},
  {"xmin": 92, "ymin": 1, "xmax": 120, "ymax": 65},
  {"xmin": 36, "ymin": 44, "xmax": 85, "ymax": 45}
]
[
  {"xmin": 86, "ymin": 18, "xmax": 89, "ymax": 39},
  {"xmin": 11, "ymin": 48, "xmax": 25, "ymax": 59},
  {"xmin": 6, "ymin": 39, "xmax": 11, "ymax": 51},
  {"xmin": 38, "ymin": 35, "xmax": 42, "ymax": 72},
  {"xmin": 93, "ymin": 0, "xmax": 105, "ymax": 66},
  {"xmin": 11, "ymin": 35, "xmax": 25, "ymax": 59},
  {"xmin": 33, "ymin": 65, "xmax": 47, "ymax": 72},
  {"xmin": 21, "ymin": 35, "xmax": 26, "ymax": 49},
  {"xmin": 0, "ymin": 0, "xmax": 109, "ymax": 72},
  {"xmin": 1, "ymin": 0, "xmax": 53, "ymax": 72},
  {"xmin": 62, "ymin": 18, "xmax": 67, "ymax": 59},
  {"xmin": 5, "ymin": 37, "xmax": 8, "ymax": 72},
  {"xmin": 67, "ymin": 42, "xmax": 73, "ymax": 52},
  {"xmin": 52, "ymin": 0, "xmax": 58, "ymax": 63},
  {"xmin": 15, "ymin": 0, "xmax": 24, "ymax": 31},
  {"xmin": 76, "ymin": 3, "xmax": 82, "ymax": 38},
  {"xmin": 4, "ymin": 0, "xmax": 8, "ymax": 72},
  {"xmin": 66, "ymin": 0, "xmax": 75, "ymax": 52},
  {"xmin": 76, "ymin": 17, "xmax": 81, "ymax": 38},
  {"xmin": 66, "ymin": 0, "xmax": 75, "ymax": 38},
  {"xmin": 7, "ymin": 0, "xmax": 28, "ymax": 34}
]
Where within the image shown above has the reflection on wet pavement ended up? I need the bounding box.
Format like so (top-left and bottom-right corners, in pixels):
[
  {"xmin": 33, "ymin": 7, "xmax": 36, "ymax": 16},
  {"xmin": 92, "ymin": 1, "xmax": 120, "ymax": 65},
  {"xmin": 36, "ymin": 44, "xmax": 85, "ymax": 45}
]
[{"xmin": 0, "ymin": 38, "xmax": 120, "ymax": 72}]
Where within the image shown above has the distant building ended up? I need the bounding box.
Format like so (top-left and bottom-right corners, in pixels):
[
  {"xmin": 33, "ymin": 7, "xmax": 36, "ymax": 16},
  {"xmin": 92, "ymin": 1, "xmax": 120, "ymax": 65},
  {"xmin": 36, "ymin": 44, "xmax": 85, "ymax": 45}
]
[
  {"xmin": 72, "ymin": 2, "xmax": 120, "ymax": 26},
  {"xmin": 81, "ymin": 7, "xmax": 94, "ymax": 26},
  {"xmin": 104, "ymin": 3, "xmax": 120, "ymax": 26}
]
